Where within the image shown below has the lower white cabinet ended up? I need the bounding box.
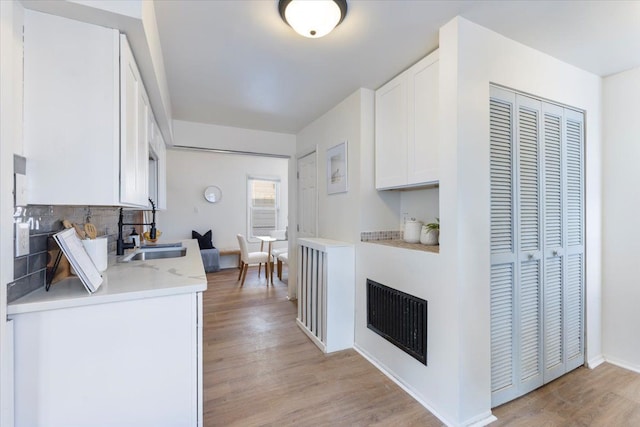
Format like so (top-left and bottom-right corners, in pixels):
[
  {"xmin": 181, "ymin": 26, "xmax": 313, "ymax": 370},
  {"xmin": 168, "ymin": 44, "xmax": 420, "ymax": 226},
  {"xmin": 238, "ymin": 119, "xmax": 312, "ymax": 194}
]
[{"xmin": 11, "ymin": 293, "xmax": 202, "ymax": 427}]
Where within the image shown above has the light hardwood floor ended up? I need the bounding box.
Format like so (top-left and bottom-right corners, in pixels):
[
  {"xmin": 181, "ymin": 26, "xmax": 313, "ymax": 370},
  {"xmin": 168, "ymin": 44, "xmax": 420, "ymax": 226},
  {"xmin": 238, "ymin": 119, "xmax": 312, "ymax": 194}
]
[
  {"xmin": 203, "ymin": 268, "xmax": 640, "ymax": 426},
  {"xmin": 492, "ymin": 363, "xmax": 640, "ymax": 426}
]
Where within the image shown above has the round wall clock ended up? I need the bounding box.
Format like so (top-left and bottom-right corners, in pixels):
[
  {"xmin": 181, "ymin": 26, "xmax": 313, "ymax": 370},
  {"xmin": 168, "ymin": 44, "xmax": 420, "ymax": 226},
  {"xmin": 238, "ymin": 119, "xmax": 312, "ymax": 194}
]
[{"xmin": 204, "ymin": 186, "xmax": 222, "ymax": 203}]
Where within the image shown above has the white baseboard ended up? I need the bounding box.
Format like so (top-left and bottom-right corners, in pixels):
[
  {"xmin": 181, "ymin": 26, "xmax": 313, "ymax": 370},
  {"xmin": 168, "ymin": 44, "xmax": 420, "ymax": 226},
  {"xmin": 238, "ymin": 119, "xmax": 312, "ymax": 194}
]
[
  {"xmin": 603, "ymin": 355, "xmax": 640, "ymax": 374},
  {"xmin": 587, "ymin": 354, "xmax": 605, "ymax": 369},
  {"xmin": 466, "ymin": 413, "xmax": 498, "ymax": 427},
  {"xmin": 353, "ymin": 344, "xmax": 495, "ymax": 427},
  {"xmin": 296, "ymin": 319, "xmax": 325, "ymax": 352}
]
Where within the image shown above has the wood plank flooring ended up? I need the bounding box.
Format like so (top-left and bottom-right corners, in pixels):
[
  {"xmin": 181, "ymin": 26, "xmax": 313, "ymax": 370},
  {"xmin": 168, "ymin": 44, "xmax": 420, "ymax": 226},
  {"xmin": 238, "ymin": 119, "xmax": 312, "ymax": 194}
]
[
  {"xmin": 203, "ymin": 268, "xmax": 640, "ymax": 426},
  {"xmin": 203, "ymin": 267, "xmax": 442, "ymax": 426},
  {"xmin": 492, "ymin": 363, "xmax": 640, "ymax": 426}
]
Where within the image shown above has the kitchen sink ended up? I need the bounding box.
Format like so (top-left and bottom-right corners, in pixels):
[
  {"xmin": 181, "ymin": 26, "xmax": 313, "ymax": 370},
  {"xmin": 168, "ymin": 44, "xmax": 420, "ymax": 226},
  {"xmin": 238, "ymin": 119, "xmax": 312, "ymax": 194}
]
[{"xmin": 121, "ymin": 246, "xmax": 186, "ymax": 262}]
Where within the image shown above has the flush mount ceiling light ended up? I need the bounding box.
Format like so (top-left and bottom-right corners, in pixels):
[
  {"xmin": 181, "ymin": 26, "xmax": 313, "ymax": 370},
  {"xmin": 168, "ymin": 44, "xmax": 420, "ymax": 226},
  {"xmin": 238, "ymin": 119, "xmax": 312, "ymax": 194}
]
[{"xmin": 278, "ymin": 0, "xmax": 348, "ymax": 39}]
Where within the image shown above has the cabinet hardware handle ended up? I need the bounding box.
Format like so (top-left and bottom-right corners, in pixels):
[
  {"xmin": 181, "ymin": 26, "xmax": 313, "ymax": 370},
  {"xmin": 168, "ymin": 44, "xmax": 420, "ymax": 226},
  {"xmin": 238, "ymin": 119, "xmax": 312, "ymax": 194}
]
[
  {"xmin": 553, "ymin": 250, "xmax": 558, "ymax": 256},
  {"xmin": 527, "ymin": 253, "xmax": 534, "ymax": 260}
]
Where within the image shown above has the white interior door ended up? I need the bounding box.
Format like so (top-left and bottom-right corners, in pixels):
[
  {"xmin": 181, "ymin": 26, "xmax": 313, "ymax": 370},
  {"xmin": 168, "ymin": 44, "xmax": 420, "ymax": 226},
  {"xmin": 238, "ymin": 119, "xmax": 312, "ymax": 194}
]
[{"xmin": 297, "ymin": 152, "xmax": 317, "ymax": 238}]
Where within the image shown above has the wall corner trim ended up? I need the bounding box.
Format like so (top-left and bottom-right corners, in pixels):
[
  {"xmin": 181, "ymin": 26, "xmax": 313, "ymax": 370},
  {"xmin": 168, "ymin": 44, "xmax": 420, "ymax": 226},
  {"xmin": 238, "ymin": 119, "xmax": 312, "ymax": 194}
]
[{"xmin": 587, "ymin": 355, "xmax": 606, "ymax": 369}]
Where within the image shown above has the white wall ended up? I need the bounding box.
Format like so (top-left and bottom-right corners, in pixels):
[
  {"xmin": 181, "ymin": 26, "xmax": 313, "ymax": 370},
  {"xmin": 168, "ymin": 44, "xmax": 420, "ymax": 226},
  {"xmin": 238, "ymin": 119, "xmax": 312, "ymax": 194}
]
[
  {"xmin": 400, "ymin": 188, "xmax": 440, "ymax": 229},
  {"xmin": 295, "ymin": 88, "xmax": 399, "ymax": 242},
  {"xmin": 290, "ymin": 89, "xmax": 400, "ymax": 300},
  {"xmin": 602, "ymin": 67, "xmax": 640, "ymax": 372},
  {"xmin": 160, "ymin": 148, "xmax": 288, "ymax": 269},
  {"xmin": 0, "ymin": 1, "xmax": 23, "ymax": 423}
]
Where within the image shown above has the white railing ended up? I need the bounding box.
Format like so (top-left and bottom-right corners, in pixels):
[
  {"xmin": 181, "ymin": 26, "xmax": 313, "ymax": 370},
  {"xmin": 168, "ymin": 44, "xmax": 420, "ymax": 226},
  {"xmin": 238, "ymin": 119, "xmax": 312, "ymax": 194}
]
[{"xmin": 297, "ymin": 238, "xmax": 354, "ymax": 353}]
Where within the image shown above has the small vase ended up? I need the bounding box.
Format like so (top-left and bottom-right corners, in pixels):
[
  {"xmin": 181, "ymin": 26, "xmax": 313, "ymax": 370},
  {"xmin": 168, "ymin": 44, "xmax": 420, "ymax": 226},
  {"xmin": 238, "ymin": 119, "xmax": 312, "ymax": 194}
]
[
  {"xmin": 404, "ymin": 220, "xmax": 423, "ymax": 243},
  {"xmin": 420, "ymin": 226, "xmax": 439, "ymax": 246}
]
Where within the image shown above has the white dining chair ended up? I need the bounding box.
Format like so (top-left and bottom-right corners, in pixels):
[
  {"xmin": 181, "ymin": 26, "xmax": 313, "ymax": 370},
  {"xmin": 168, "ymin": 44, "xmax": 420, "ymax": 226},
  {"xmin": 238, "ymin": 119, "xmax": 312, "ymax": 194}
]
[
  {"xmin": 277, "ymin": 252, "xmax": 288, "ymax": 280},
  {"xmin": 236, "ymin": 234, "xmax": 270, "ymax": 286},
  {"xmin": 268, "ymin": 230, "xmax": 288, "ymax": 282}
]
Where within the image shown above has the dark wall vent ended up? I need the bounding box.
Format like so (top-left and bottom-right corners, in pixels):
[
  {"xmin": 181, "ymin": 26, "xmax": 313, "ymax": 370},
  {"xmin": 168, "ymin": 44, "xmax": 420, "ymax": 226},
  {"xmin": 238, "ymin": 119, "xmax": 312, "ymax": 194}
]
[{"xmin": 367, "ymin": 279, "xmax": 428, "ymax": 365}]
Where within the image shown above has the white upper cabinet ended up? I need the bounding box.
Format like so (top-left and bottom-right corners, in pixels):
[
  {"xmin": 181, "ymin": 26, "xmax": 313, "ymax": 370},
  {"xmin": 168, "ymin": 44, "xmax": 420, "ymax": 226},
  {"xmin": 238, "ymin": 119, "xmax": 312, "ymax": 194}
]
[
  {"xmin": 375, "ymin": 71, "xmax": 408, "ymax": 189},
  {"xmin": 24, "ymin": 10, "xmax": 152, "ymax": 208},
  {"xmin": 375, "ymin": 49, "xmax": 439, "ymax": 190},
  {"xmin": 120, "ymin": 35, "xmax": 150, "ymax": 207}
]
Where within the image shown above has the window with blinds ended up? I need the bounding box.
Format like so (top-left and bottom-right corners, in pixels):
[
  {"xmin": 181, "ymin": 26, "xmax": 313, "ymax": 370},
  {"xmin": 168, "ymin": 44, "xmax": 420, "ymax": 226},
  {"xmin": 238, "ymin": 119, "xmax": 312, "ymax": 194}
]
[{"xmin": 247, "ymin": 177, "xmax": 280, "ymax": 239}]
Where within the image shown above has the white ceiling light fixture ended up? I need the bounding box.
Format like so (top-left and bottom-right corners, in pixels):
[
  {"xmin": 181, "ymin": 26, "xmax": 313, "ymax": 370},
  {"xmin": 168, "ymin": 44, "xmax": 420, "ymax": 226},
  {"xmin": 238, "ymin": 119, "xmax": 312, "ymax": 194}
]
[{"xmin": 278, "ymin": 0, "xmax": 348, "ymax": 39}]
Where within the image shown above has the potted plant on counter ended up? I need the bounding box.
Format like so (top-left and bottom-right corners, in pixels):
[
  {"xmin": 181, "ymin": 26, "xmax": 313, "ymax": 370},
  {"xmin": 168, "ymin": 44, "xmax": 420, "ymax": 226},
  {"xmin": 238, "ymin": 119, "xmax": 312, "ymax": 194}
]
[{"xmin": 420, "ymin": 218, "xmax": 440, "ymax": 246}]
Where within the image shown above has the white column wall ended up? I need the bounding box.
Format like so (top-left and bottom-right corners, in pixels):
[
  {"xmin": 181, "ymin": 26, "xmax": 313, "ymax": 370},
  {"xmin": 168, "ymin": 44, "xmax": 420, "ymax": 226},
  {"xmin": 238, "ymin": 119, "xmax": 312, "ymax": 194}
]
[
  {"xmin": 439, "ymin": 17, "xmax": 602, "ymax": 424},
  {"xmin": 602, "ymin": 67, "xmax": 640, "ymax": 372},
  {"xmin": 354, "ymin": 16, "xmax": 604, "ymax": 427}
]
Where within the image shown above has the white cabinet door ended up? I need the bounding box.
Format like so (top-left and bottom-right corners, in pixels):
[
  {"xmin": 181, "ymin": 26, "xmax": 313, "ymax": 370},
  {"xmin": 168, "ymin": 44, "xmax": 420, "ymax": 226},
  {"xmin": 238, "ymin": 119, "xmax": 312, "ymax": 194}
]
[
  {"xmin": 12, "ymin": 293, "xmax": 200, "ymax": 427},
  {"xmin": 375, "ymin": 72, "xmax": 408, "ymax": 189},
  {"xmin": 375, "ymin": 49, "xmax": 439, "ymax": 190},
  {"xmin": 408, "ymin": 51, "xmax": 439, "ymax": 185},
  {"xmin": 120, "ymin": 35, "xmax": 150, "ymax": 207},
  {"xmin": 24, "ymin": 10, "xmax": 120, "ymax": 206}
]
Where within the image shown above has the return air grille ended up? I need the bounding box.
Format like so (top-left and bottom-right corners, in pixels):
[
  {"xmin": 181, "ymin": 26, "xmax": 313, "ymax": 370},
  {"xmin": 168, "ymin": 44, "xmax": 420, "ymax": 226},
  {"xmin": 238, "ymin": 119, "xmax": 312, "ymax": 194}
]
[{"xmin": 367, "ymin": 279, "xmax": 427, "ymax": 365}]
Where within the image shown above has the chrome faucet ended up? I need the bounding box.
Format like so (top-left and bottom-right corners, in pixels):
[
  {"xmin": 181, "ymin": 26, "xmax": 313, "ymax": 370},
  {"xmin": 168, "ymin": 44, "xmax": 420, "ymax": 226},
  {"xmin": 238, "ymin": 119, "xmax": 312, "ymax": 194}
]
[{"xmin": 116, "ymin": 198, "xmax": 157, "ymax": 255}]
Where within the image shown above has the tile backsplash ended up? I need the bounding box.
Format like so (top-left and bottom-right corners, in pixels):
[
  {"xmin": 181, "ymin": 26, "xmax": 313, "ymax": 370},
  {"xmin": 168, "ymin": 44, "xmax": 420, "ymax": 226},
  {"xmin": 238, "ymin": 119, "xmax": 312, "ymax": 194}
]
[
  {"xmin": 361, "ymin": 230, "xmax": 403, "ymax": 242},
  {"xmin": 9, "ymin": 205, "xmax": 139, "ymax": 303}
]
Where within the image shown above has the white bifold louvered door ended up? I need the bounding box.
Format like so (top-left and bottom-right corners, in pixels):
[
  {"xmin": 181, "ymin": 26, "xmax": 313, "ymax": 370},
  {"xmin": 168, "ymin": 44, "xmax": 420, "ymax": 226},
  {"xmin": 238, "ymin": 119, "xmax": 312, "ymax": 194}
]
[{"xmin": 490, "ymin": 86, "xmax": 585, "ymax": 407}]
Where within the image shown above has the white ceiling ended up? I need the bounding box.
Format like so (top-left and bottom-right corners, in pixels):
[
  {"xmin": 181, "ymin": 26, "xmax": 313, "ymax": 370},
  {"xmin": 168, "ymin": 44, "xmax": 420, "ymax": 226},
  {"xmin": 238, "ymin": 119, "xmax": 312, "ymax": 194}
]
[{"xmin": 155, "ymin": 0, "xmax": 640, "ymax": 134}]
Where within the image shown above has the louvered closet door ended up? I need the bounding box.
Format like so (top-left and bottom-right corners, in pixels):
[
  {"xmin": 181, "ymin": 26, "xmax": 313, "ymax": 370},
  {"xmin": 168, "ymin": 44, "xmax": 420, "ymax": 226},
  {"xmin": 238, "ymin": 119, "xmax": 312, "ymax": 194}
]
[
  {"xmin": 564, "ymin": 109, "xmax": 585, "ymax": 372},
  {"xmin": 541, "ymin": 102, "xmax": 565, "ymax": 383},
  {"xmin": 490, "ymin": 87, "xmax": 518, "ymax": 406},
  {"xmin": 490, "ymin": 86, "xmax": 585, "ymax": 408},
  {"xmin": 515, "ymin": 95, "xmax": 545, "ymax": 397}
]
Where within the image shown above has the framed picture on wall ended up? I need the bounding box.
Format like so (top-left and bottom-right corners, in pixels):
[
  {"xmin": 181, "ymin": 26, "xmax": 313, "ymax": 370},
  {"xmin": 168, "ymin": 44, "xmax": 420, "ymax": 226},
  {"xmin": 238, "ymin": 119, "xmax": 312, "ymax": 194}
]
[{"xmin": 327, "ymin": 141, "xmax": 348, "ymax": 194}]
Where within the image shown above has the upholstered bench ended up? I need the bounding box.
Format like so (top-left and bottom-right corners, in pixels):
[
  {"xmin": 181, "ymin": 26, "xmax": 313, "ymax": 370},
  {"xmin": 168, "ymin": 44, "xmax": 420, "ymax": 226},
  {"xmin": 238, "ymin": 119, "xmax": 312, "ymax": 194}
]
[
  {"xmin": 200, "ymin": 248, "xmax": 220, "ymax": 273},
  {"xmin": 219, "ymin": 248, "xmax": 241, "ymax": 269}
]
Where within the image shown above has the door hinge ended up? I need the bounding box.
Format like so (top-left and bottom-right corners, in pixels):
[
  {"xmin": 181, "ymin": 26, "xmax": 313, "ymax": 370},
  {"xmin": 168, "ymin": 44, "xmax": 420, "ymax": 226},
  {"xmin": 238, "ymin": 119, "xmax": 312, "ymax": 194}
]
[
  {"xmin": 297, "ymin": 171, "xmax": 299, "ymax": 179},
  {"xmin": 297, "ymin": 224, "xmax": 300, "ymax": 232}
]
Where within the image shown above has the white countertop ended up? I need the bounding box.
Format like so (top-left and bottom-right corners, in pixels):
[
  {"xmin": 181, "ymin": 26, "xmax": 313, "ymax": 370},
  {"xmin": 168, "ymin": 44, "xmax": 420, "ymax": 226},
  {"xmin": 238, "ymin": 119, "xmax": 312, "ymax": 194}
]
[{"xmin": 8, "ymin": 239, "xmax": 207, "ymax": 315}]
